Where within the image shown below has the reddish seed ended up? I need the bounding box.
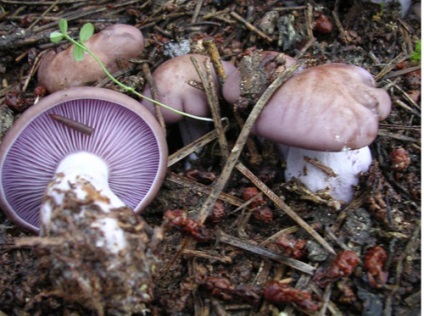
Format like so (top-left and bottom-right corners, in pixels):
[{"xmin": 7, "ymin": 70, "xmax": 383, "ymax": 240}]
[
  {"xmin": 253, "ymin": 206, "xmax": 273, "ymax": 223},
  {"xmin": 364, "ymin": 246, "xmax": 388, "ymax": 288},
  {"xmin": 274, "ymin": 233, "xmax": 307, "ymax": 259},
  {"xmin": 263, "ymin": 280, "xmax": 320, "ymax": 311},
  {"xmin": 314, "ymin": 14, "xmax": 333, "ymax": 34},
  {"xmin": 208, "ymin": 201, "xmax": 226, "ymax": 223},
  {"xmin": 326, "ymin": 250, "xmax": 359, "ymax": 279},
  {"xmin": 390, "ymin": 147, "xmax": 411, "ymax": 172},
  {"xmin": 185, "ymin": 169, "xmax": 216, "ymax": 184},
  {"xmin": 163, "ymin": 209, "xmax": 211, "ymax": 242},
  {"xmin": 242, "ymin": 187, "xmax": 265, "ymax": 208},
  {"xmin": 314, "ymin": 250, "xmax": 359, "ymax": 287},
  {"xmin": 34, "ymin": 86, "xmax": 47, "ymax": 98}
]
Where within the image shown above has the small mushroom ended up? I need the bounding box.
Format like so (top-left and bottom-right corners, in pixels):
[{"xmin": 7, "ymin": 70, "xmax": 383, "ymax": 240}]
[
  {"xmin": 141, "ymin": 54, "xmax": 237, "ymax": 162},
  {"xmin": 0, "ymin": 87, "xmax": 167, "ymax": 233},
  {"xmin": 38, "ymin": 24, "xmax": 144, "ymax": 92},
  {"xmin": 224, "ymin": 63, "xmax": 391, "ymax": 203}
]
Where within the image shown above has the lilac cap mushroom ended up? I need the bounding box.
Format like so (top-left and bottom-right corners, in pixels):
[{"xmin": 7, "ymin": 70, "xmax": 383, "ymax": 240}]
[
  {"xmin": 0, "ymin": 87, "xmax": 167, "ymax": 233},
  {"xmin": 224, "ymin": 63, "xmax": 392, "ymax": 203},
  {"xmin": 141, "ymin": 54, "xmax": 237, "ymax": 157},
  {"xmin": 38, "ymin": 24, "xmax": 144, "ymax": 93}
]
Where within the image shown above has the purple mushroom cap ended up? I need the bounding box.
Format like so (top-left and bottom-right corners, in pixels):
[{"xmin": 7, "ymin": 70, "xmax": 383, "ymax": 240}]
[{"xmin": 0, "ymin": 87, "xmax": 168, "ymax": 233}]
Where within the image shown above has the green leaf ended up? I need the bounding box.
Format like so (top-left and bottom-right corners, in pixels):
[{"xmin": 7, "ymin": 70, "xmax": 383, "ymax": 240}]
[
  {"xmin": 411, "ymin": 40, "xmax": 421, "ymax": 62},
  {"xmin": 58, "ymin": 19, "xmax": 68, "ymax": 34},
  {"xmin": 79, "ymin": 23, "xmax": 94, "ymax": 43},
  {"xmin": 72, "ymin": 44, "xmax": 85, "ymax": 61},
  {"xmin": 50, "ymin": 31, "xmax": 64, "ymax": 43}
]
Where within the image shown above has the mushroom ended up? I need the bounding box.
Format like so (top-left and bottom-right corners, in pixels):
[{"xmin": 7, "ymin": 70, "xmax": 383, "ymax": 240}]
[
  {"xmin": 38, "ymin": 24, "xmax": 144, "ymax": 93},
  {"xmin": 141, "ymin": 54, "xmax": 237, "ymax": 162},
  {"xmin": 223, "ymin": 63, "xmax": 391, "ymax": 203},
  {"xmin": 0, "ymin": 86, "xmax": 168, "ymax": 234}
]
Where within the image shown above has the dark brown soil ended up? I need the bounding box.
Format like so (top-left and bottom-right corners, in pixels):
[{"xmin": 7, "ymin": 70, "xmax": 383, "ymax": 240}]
[{"xmin": 0, "ymin": 1, "xmax": 421, "ymax": 315}]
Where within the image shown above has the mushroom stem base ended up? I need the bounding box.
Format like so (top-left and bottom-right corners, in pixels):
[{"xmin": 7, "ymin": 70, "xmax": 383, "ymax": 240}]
[{"xmin": 279, "ymin": 145, "xmax": 372, "ymax": 204}]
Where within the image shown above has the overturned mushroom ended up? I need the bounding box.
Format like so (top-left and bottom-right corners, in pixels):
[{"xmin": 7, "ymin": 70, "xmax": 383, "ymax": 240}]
[
  {"xmin": 0, "ymin": 87, "xmax": 167, "ymax": 233},
  {"xmin": 0, "ymin": 87, "xmax": 167, "ymax": 313},
  {"xmin": 38, "ymin": 24, "xmax": 144, "ymax": 92},
  {"xmin": 224, "ymin": 63, "xmax": 391, "ymax": 203}
]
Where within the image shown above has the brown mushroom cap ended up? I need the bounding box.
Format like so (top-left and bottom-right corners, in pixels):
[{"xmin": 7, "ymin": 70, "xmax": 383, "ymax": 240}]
[
  {"xmin": 141, "ymin": 54, "xmax": 237, "ymax": 123},
  {"xmin": 251, "ymin": 63, "xmax": 392, "ymax": 151},
  {"xmin": 38, "ymin": 24, "xmax": 144, "ymax": 92}
]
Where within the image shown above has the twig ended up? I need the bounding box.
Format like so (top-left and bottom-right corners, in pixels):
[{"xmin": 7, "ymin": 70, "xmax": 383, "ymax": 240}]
[
  {"xmin": 383, "ymin": 65, "xmax": 421, "ymax": 80},
  {"xmin": 21, "ymin": 50, "xmax": 49, "ymax": 92},
  {"xmin": 203, "ymin": 39, "xmax": 229, "ymax": 86},
  {"xmin": 167, "ymin": 125, "xmax": 228, "ymax": 167},
  {"xmin": 190, "ymin": 56, "xmax": 229, "ymax": 160},
  {"xmin": 305, "ymin": 3, "xmax": 315, "ymax": 40},
  {"xmin": 217, "ymin": 230, "xmax": 316, "ymax": 275},
  {"xmin": 166, "ymin": 173, "xmax": 244, "ymax": 207},
  {"xmin": 236, "ymin": 162, "xmax": 336, "ymax": 255},
  {"xmin": 27, "ymin": 0, "xmax": 60, "ymax": 31},
  {"xmin": 230, "ymin": 11, "xmax": 273, "ymax": 42},
  {"xmin": 374, "ymin": 53, "xmax": 408, "ymax": 81},
  {"xmin": 296, "ymin": 37, "xmax": 316, "ymax": 59},
  {"xmin": 141, "ymin": 62, "xmax": 166, "ymax": 131},
  {"xmin": 182, "ymin": 248, "xmax": 232, "ymax": 264},
  {"xmin": 191, "ymin": 0, "xmax": 204, "ymax": 24},
  {"xmin": 331, "ymin": 3, "xmax": 352, "ymax": 43}
]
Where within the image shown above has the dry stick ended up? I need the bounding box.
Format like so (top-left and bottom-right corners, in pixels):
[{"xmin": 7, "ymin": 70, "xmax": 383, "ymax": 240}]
[
  {"xmin": 331, "ymin": 3, "xmax": 352, "ymax": 44},
  {"xmin": 190, "ymin": 56, "xmax": 229, "ymax": 160},
  {"xmin": 182, "ymin": 248, "xmax": 232, "ymax": 264},
  {"xmin": 236, "ymin": 162, "xmax": 336, "ymax": 255},
  {"xmin": 21, "ymin": 50, "xmax": 49, "ymax": 93},
  {"xmin": 167, "ymin": 125, "xmax": 228, "ymax": 167},
  {"xmin": 230, "ymin": 11, "xmax": 273, "ymax": 42},
  {"xmin": 296, "ymin": 37, "xmax": 316, "ymax": 59},
  {"xmin": 374, "ymin": 53, "xmax": 408, "ymax": 81},
  {"xmin": 218, "ymin": 230, "xmax": 316, "ymax": 275},
  {"xmin": 391, "ymin": 82, "xmax": 421, "ymax": 112},
  {"xmin": 383, "ymin": 65, "xmax": 421, "ymax": 80},
  {"xmin": 141, "ymin": 63, "xmax": 166, "ymax": 132},
  {"xmin": 166, "ymin": 172, "xmax": 245, "ymax": 207},
  {"xmin": 203, "ymin": 39, "xmax": 228, "ymax": 86},
  {"xmin": 310, "ymin": 283, "xmax": 344, "ymax": 316},
  {"xmin": 34, "ymin": 0, "xmax": 143, "ymax": 32},
  {"xmin": 305, "ymin": 3, "xmax": 315, "ymax": 40},
  {"xmin": 27, "ymin": 0, "xmax": 60, "ymax": 31},
  {"xmin": 319, "ymin": 284, "xmax": 332, "ymax": 316},
  {"xmin": 203, "ymin": 39, "xmax": 264, "ymax": 166},
  {"xmin": 195, "ymin": 62, "xmax": 303, "ymax": 225},
  {"xmin": 191, "ymin": 0, "xmax": 204, "ymax": 24}
]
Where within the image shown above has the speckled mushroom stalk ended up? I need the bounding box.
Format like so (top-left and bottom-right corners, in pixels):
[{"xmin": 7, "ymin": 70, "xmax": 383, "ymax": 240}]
[
  {"xmin": 40, "ymin": 151, "xmax": 127, "ymax": 240},
  {"xmin": 223, "ymin": 63, "xmax": 392, "ymax": 204}
]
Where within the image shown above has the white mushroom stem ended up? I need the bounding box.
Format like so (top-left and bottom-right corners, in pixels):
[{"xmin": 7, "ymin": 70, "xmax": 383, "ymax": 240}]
[
  {"xmin": 40, "ymin": 151, "xmax": 128, "ymax": 254},
  {"xmin": 278, "ymin": 145, "xmax": 372, "ymax": 204}
]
